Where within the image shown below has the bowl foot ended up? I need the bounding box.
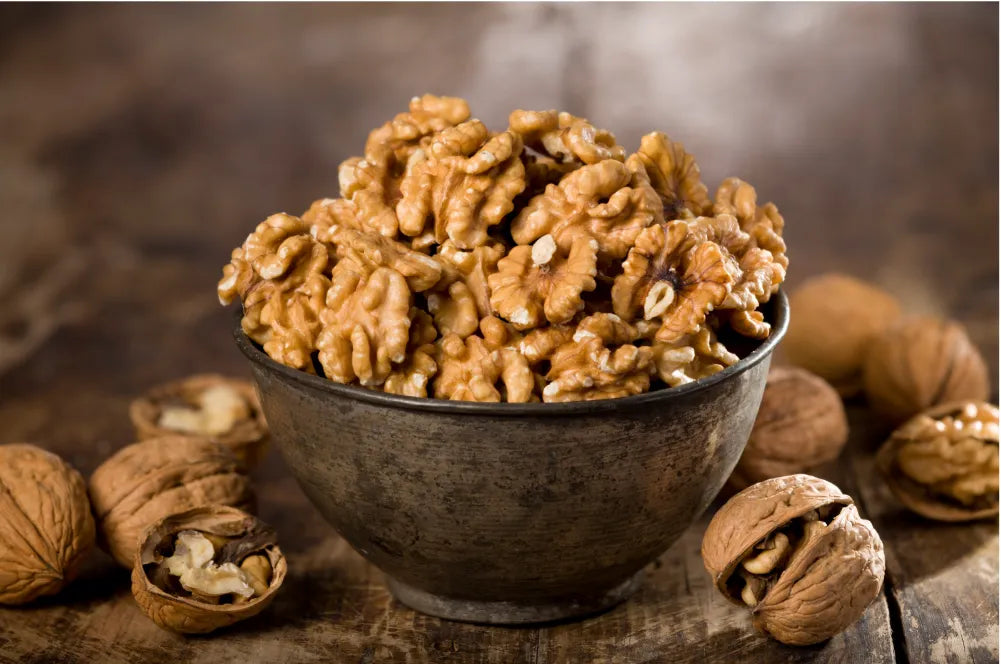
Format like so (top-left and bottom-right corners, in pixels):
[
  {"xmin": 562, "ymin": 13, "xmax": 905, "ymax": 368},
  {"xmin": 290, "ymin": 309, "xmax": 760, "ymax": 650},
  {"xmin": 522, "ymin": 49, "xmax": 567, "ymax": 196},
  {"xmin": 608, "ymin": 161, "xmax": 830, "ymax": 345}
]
[{"xmin": 384, "ymin": 571, "xmax": 644, "ymax": 625}]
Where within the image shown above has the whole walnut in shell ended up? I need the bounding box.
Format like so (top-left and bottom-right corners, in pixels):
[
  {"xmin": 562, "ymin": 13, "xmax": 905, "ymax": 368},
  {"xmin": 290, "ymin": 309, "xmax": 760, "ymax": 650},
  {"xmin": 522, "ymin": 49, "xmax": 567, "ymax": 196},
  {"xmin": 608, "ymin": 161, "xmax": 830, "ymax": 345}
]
[
  {"xmin": 702, "ymin": 475, "xmax": 885, "ymax": 646},
  {"xmin": 863, "ymin": 316, "xmax": 990, "ymax": 423},
  {"xmin": 876, "ymin": 401, "xmax": 998, "ymax": 521},
  {"xmin": 132, "ymin": 505, "xmax": 286, "ymax": 634},
  {"xmin": 89, "ymin": 437, "xmax": 255, "ymax": 568},
  {"xmin": 129, "ymin": 374, "xmax": 269, "ymax": 468},
  {"xmin": 0, "ymin": 444, "xmax": 96, "ymax": 605},
  {"xmin": 783, "ymin": 274, "xmax": 901, "ymax": 396},
  {"xmin": 729, "ymin": 367, "xmax": 848, "ymax": 490}
]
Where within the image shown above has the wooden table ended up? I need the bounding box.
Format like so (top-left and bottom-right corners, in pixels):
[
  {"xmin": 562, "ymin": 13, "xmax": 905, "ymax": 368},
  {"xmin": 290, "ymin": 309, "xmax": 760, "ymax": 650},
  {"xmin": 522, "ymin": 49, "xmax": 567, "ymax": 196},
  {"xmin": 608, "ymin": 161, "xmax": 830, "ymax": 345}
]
[{"xmin": 0, "ymin": 4, "xmax": 996, "ymax": 662}]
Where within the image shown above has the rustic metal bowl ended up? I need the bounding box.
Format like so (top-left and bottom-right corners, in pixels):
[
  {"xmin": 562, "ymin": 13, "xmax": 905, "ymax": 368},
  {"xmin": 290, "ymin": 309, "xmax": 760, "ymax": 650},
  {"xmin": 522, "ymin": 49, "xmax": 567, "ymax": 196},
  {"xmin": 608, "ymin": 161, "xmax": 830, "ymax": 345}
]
[{"xmin": 234, "ymin": 291, "xmax": 788, "ymax": 625}]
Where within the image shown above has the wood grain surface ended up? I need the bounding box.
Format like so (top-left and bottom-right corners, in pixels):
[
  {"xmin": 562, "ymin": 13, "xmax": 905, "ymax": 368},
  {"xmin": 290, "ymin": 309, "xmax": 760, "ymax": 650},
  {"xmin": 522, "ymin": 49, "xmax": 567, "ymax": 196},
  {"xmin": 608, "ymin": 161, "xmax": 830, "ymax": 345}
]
[{"xmin": 0, "ymin": 4, "xmax": 996, "ymax": 663}]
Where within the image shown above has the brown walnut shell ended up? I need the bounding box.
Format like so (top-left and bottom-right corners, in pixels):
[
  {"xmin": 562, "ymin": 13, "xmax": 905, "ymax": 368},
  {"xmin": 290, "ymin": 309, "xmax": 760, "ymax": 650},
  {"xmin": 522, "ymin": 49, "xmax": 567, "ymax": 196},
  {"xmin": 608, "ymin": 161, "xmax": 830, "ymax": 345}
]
[
  {"xmin": 129, "ymin": 374, "xmax": 269, "ymax": 468},
  {"xmin": 702, "ymin": 475, "xmax": 885, "ymax": 646},
  {"xmin": 0, "ymin": 444, "xmax": 96, "ymax": 605},
  {"xmin": 863, "ymin": 317, "xmax": 990, "ymax": 424},
  {"xmin": 89, "ymin": 437, "xmax": 255, "ymax": 568},
  {"xmin": 131, "ymin": 505, "xmax": 286, "ymax": 634},
  {"xmin": 783, "ymin": 273, "xmax": 901, "ymax": 396},
  {"xmin": 876, "ymin": 401, "xmax": 999, "ymax": 521},
  {"xmin": 729, "ymin": 367, "xmax": 849, "ymax": 490}
]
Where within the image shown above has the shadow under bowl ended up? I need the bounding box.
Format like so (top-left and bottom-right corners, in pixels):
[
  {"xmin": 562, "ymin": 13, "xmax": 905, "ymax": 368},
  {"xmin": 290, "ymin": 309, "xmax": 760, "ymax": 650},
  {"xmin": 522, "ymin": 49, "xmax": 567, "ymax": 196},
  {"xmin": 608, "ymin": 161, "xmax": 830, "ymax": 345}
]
[{"xmin": 234, "ymin": 291, "xmax": 789, "ymax": 625}]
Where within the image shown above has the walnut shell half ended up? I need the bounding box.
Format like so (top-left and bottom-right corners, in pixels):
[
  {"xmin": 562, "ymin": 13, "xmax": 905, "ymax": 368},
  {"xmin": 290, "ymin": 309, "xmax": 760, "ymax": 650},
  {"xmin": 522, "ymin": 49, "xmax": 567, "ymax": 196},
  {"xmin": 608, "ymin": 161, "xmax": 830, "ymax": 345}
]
[
  {"xmin": 702, "ymin": 475, "xmax": 884, "ymax": 646},
  {"xmin": 729, "ymin": 367, "xmax": 848, "ymax": 490},
  {"xmin": 89, "ymin": 437, "xmax": 255, "ymax": 568},
  {"xmin": 129, "ymin": 374, "xmax": 269, "ymax": 468},
  {"xmin": 131, "ymin": 505, "xmax": 286, "ymax": 634},
  {"xmin": 0, "ymin": 444, "xmax": 96, "ymax": 605},
  {"xmin": 876, "ymin": 401, "xmax": 999, "ymax": 521}
]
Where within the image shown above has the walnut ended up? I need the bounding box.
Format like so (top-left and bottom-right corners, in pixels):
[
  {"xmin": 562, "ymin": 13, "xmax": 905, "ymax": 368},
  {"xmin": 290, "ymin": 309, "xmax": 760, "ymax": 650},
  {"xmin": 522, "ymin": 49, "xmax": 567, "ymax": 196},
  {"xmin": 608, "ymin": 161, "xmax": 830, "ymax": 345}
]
[
  {"xmin": 876, "ymin": 401, "xmax": 999, "ymax": 521},
  {"xmin": 488, "ymin": 234, "xmax": 599, "ymax": 329},
  {"xmin": 651, "ymin": 325, "xmax": 738, "ymax": 387},
  {"xmin": 0, "ymin": 444, "xmax": 95, "ymax": 605},
  {"xmin": 132, "ymin": 506, "xmax": 286, "ymax": 634},
  {"xmin": 701, "ymin": 475, "xmax": 885, "ymax": 646},
  {"xmin": 88, "ymin": 437, "xmax": 254, "ymax": 568},
  {"xmin": 782, "ymin": 274, "xmax": 902, "ymax": 396},
  {"xmin": 220, "ymin": 213, "xmax": 332, "ymax": 371},
  {"xmin": 510, "ymin": 158, "xmax": 662, "ymax": 262},
  {"xmin": 427, "ymin": 280, "xmax": 479, "ymax": 339},
  {"xmin": 433, "ymin": 240, "xmax": 505, "ymax": 318},
  {"xmin": 332, "ymin": 226, "xmax": 442, "ymax": 292},
  {"xmin": 518, "ymin": 324, "xmax": 576, "ymax": 366},
  {"xmin": 542, "ymin": 314, "xmax": 653, "ymax": 402},
  {"xmin": 365, "ymin": 94, "xmax": 471, "ymax": 165},
  {"xmin": 129, "ymin": 374, "xmax": 269, "ymax": 468},
  {"xmin": 729, "ymin": 367, "xmax": 848, "ymax": 491},
  {"xmin": 612, "ymin": 221, "xmax": 737, "ymax": 343},
  {"xmin": 383, "ymin": 309, "xmax": 438, "ymax": 397},
  {"xmin": 334, "ymin": 95, "xmax": 470, "ymax": 239},
  {"xmin": 397, "ymin": 120, "xmax": 526, "ymax": 249},
  {"xmin": 316, "ymin": 262, "xmax": 412, "ymax": 386},
  {"xmin": 433, "ymin": 333, "xmax": 534, "ymax": 403},
  {"xmin": 509, "ymin": 109, "xmax": 626, "ymax": 166},
  {"xmin": 631, "ymin": 132, "xmax": 712, "ymax": 220},
  {"xmin": 863, "ymin": 317, "xmax": 990, "ymax": 423},
  {"xmin": 713, "ymin": 177, "xmax": 789, "ymax": 272}
]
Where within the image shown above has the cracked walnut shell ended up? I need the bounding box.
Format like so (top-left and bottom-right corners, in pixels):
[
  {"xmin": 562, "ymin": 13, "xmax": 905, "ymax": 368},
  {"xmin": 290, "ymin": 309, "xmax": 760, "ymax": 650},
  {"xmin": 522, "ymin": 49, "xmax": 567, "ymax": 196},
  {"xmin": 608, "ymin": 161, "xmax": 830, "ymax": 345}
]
[
  {"xmin": 877, "ymin": 401, "xmax": 999, "ymax": 521},
  {"xmin": 702, "ymin": 475, "xmax": 884, "ymax": 646},
  {"xmin": 129, "ymin": 374, "xmax": 269, "ymax": 469},
  {"xmin": 88, "ymin": 437, "xmax": 254, "ymax": 568},
  {"xmin": 783, "ymin": 274, "xmax": 901, "ymax": 396},
  {"xmin": 132, "ymin": 505, "xmax": 286, "ymax": 634},
  {"xmin": 863, "ymin": 316, "xmax": 990, "ymax": 424},
  {"xmin": 729, "ymin": 367, "xmax": 848, "ymax": 491},
  {"xmin": 0, "ymin": 444, "xmax": 95, "ymax": 605}
]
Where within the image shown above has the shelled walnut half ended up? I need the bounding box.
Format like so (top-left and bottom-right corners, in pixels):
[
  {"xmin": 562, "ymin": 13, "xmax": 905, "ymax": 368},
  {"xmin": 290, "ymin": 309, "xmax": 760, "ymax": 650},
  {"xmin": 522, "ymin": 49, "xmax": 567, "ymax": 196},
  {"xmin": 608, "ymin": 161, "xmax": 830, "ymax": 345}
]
[
  {"xmin": 702, "ymin": 475, "xmax": 884, "ymax": 646},
  {"xmin": 129, "ymin": 374, "xmax": 269, "ymax": 468},
  {"xmin": 877, "ymin": 401, "xmax": 999, "ymax": 521},
  {"xmin": 132, "ymin": 506, "xmax": 286, "ymax": 634}
]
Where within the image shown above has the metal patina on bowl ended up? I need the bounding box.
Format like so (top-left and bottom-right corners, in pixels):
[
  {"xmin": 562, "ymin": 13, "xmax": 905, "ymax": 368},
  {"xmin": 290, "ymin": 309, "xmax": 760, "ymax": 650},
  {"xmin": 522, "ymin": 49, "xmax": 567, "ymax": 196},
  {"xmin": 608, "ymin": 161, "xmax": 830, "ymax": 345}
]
[{"xmin": 234, "ymin": 291, "xmax": 789, "ymax": 625}]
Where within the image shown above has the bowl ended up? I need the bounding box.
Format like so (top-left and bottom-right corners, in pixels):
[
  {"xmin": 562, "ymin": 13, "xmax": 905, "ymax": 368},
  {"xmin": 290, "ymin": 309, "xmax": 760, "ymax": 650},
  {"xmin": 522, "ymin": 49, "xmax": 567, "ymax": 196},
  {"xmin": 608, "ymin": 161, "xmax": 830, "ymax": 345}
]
[{"xmin": 234, "ymin": 291, "xmax": 789, "ymax": 624}]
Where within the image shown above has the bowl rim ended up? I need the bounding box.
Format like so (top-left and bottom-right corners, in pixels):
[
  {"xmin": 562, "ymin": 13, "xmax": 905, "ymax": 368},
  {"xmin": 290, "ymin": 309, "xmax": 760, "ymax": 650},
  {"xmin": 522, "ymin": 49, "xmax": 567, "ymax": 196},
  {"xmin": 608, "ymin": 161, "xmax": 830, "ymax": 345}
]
[{"xmin": 234, "ymin": 290, "xmax": 788, "ymax": 417}]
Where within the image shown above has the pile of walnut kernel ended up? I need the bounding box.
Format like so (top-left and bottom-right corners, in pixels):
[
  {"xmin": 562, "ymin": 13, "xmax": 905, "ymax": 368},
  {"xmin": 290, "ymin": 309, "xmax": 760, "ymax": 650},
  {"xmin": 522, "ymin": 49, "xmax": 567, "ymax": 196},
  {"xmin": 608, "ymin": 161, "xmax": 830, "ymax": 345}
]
[{"xmin": 218, "ymin": 95, "xmax": 787, "ymax": 402}]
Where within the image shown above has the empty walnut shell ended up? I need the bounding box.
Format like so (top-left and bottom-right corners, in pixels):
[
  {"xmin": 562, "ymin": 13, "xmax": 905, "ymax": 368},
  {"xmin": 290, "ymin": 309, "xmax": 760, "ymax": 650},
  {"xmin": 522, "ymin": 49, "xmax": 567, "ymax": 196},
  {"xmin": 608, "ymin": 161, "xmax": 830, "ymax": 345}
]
[
  {"xmin": 702, "ymin": 475, "xmax": 885, "ymax": 646},
  {"xmin": 131, "ymin": 505, "xmax": 286, "ymax": 634},
  {"xmin": 0, "ymin": 444, "xmax": 96, "ymax": 605},
  {"xmin": 876, "ymin": 401, "xmax": 999, "ymax": 521},
  {"xmin": 863, "ymin": 317, "xmax": 990, "ymax": 424},
  {"xmin": 729, "ymin": 367, "xmax": 849, "ymax": 490},
  {"xmin": 129, "ymin": 374, "xmax": 269, "ymax": 468},
  {"xmin": 783, "ymin": 274, "xmax": 901, "ymax": 396},
  {"xmin": 89, "ymin": 437, "xmax": 255, "ymax": 568}
]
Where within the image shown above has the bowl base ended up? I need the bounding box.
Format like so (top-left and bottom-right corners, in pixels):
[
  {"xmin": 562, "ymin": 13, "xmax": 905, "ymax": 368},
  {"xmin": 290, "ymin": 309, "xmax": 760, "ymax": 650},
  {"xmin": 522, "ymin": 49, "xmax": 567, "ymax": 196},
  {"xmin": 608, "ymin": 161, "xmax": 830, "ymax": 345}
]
[{"xmin": 384, "ymin": 571, "xmax": 644, "ymax": 625}]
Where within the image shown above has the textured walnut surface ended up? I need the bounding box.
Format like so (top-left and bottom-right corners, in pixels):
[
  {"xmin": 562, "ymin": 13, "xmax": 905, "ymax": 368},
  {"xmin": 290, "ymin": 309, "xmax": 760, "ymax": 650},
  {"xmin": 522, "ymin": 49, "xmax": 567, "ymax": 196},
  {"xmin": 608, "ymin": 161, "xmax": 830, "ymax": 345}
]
[
  {"xmin": 218, "ymin": 96, "xmax": 789, "ymax": 402},
  {"xmin": 0, "ymin": 444, "xmax": 95, "ymax": 605},
  {"xmin": 877, "ymin": 401, "xmax": 999, "ymax": 521}
]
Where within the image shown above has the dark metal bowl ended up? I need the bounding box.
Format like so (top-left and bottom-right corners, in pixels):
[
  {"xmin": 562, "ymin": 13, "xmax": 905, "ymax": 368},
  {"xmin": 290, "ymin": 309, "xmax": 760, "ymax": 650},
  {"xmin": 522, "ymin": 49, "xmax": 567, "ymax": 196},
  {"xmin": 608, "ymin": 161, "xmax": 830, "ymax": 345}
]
[{"xmin": 234, "ymin": 291, "xmax": 788, "ymax": 624}]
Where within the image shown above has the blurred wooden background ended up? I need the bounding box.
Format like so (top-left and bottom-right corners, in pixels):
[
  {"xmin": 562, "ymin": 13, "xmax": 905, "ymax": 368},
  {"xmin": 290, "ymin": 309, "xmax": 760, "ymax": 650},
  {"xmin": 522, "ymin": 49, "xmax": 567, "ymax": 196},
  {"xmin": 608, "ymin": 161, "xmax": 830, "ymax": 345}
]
[{"xmin": 0, "ymin": 4, "xmax": 997, "ymax": 663}]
